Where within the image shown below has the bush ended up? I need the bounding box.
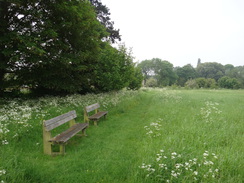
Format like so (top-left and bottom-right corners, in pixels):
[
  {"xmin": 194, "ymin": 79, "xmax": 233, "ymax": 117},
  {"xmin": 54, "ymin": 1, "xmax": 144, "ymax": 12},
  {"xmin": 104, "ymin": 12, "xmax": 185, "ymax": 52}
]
[
  {"xmin": 185, "ymin": 79, "xmax": 199, "ymax": 89},
  {"xmin": 185, "ymin": 78, "xmax": 217, "ymax": 89},
  {"xmin": 218, "ymin": 76, "xmax": 241, "ymax": 89},
  {"xmin": 205, "ymin": 78, "xmax": 217, "ymax": 89},
  {"xmin": 127, "ymin": 67, "xmax": 143, "ymax": 90},
  {"xmin": 145, "ymin": 77, "xmax": 158, "ymax": 87},
  {"xmin": 196, "ymin": 78, "xmax": 206, "ymax": 88}
]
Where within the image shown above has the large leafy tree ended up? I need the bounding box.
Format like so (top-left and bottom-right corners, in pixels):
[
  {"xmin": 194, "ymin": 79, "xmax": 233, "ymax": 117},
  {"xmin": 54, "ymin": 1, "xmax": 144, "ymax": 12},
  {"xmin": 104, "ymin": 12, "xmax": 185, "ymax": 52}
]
[
  {"xmin": 151, "ymin": 58, "xmax": 177, "ymax": 86},
  {"xmin": 138, "ymin": 58, "xmax": 177, "ymax": 87},
  {"xmin": 127, "ymin": 66, "xmax": 143, "ymax": 90},
  {"xmin": 89, "ymin": 0, "xmax": 121, "ymax": 43},
  {"xmin": 1, "ymin": 0, "xmax": 108, "ymax": 94},
  {"xmin": 218, "ymin": 76, "xmax": 241, "ymax": 89},
  {"xmin": 137, "ymin": 59, "xmax": 154, "ymax": 85},
  {"xmin": 230, "ymin": 66, "xmax": 244, "ymax": 88},
  {"xmin": 0, "ymin": 0, "xmax": 19, "ymax": 95},
  {"xmin": 196, "ymin": 62, "xmax": 225, "ymax": 81},
  {"xmin": 175, "ymin": 64, "xmax": 197, "ymax": 86},
  {"xmin": 93, "ymin": 43, "xmax": 135, "ymax": 92}
]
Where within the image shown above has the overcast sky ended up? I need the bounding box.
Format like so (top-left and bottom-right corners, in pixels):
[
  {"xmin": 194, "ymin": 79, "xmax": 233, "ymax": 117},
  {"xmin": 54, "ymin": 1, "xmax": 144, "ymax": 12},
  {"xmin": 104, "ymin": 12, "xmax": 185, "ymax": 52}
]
[{"xmin": 102, "ymin": 0, "xmax": 244, "ymax": 67}]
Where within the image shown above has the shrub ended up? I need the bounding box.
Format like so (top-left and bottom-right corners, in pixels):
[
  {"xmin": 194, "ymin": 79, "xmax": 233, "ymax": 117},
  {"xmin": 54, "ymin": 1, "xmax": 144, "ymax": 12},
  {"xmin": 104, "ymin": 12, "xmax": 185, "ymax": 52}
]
[
  {"xmin": 185, "ymin": 79, "xmax": 199, "ymax": 89},
  {"xmin": 205, "ymin": 78, "xmax": 217, "ymax": 89},
  {"xmin": 127, "ymin": 67, "xmax": 143, "ymax": 90},
  {"xmin": 196, "ymin": 78, "xmax": 206, "ymax": 88},
  {"xmin": 145, "ymin": 77, "xmax": 158, "ymax": 87},
  {"xmin": 218, "ymin": 76, "xmax": 241, "ymax": 89}
]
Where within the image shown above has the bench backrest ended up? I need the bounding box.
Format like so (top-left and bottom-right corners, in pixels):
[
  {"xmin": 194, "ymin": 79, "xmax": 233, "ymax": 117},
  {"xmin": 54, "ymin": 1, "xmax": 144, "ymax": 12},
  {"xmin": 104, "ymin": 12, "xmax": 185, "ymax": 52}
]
[
  {"xmin": 43, "ymin": 110, "xmax": 77, "ymax": 131},
  {"xmin": 85, "ymin": 103, "xmax": 100, "ymax": 113}
]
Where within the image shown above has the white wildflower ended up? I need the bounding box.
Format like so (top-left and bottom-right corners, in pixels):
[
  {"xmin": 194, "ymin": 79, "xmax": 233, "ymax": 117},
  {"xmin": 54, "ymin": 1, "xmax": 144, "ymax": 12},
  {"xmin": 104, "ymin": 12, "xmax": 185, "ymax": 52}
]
[{"xmin": 0, "ymin": 169, "xmax": 6, "ymax": 176}]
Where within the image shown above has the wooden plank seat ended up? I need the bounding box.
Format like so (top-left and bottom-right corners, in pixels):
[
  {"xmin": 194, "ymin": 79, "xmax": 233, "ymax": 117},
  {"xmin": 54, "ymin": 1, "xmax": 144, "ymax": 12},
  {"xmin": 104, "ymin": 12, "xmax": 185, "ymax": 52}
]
[
  {"xmin": 43, "ymin": 110, "xmax": 88, "ymax": 155},
  {"xmin": 84, "ymin": 103, "xmax": 108, "ymax": 126}
]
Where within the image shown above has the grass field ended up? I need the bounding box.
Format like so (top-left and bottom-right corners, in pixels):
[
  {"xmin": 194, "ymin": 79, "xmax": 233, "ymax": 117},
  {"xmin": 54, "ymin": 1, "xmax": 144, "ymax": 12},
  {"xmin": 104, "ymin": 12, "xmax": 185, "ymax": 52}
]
[{"xmin": 1, "ymin": 89, "xmax": 244, "ymax": 183}]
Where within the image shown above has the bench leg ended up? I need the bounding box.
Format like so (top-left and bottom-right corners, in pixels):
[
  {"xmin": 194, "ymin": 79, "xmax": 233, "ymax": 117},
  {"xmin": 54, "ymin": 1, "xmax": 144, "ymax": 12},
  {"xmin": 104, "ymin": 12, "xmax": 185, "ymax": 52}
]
[
  {"xmin": 60, "ymin": 144, "xmax": 65, "ymax": 155},
  {"xmin": 43, "ymin": 126, "xmax": 52, "ymax": 155},
  {"xmin": 82, "ymin": 128, "xmax": 87, "ymax": 136},
  {"xmin": 43, "ymin": 142, "xmax": 52, "ymax": 155},
  {"xmin": 94, "ymin": 120, "xmax": 98, "ymax": 126}
]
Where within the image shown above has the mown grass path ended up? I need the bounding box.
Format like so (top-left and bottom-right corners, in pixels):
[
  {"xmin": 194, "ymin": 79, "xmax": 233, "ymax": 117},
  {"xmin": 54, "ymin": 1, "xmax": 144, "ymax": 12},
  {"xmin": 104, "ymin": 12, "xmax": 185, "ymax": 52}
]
[{"xmin": 1, "ymin": 89, "xmax": 244, "ymax": 183}]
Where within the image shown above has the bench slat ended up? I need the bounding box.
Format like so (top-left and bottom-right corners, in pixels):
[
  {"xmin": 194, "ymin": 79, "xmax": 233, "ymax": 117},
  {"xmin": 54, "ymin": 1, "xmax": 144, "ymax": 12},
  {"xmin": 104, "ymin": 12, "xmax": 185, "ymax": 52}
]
[
  {"xmin": 44, "ymin": 111, "xmax": 77, "ymax": 131},
  {"xmin": 85, "ymin": 103, "xmax": 100, "ymax": 113},
  {"xmin": 49, "ymin": 123, "xmax": 88, "ymax": 143},
  {"xmin": 88, "ymin": 111, "xmax": 108, "ymax": 120}
]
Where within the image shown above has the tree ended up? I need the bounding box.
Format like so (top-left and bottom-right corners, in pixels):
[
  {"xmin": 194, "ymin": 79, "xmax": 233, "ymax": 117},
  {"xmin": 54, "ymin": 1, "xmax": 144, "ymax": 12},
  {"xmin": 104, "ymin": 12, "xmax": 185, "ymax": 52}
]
[
  {"xmin": 195, "ymin": 78, "xmax": 206, "ymax": 88},
  {"xmin": 218, "ymin": 76, "xmax": 241, "ymax": 89},
  {"xmin": 89, "ymin": 0, "xmax": 121, "ymax": 43},
  {"xmin": 196, "ymin": 62, "xmax": 225, "ymax": 81},
  {"xmin": 138, "ymin": 58, "xmax": 177, "ymax": 87},
  {"xmin": 152, "ymin": 58, "xmax": 177, "ymax": 86},
  {"xmin": 224, "ymin": 64, "xmax": 235, "ymax": 76},
  {"xmin": 225, "ymin": 66, "xmax": 244, "ymax": 88},
  {"xmin": 127, "ymin": 66, "xmax": 143, "ymax": 90},
  {"xmin": 205, "ymin": 78, "xmax": 217, "ymax": 88},
  {"xmin": 137, "ymin": 59, "xmax": 154, "ymax": 85},
  {"xmin": 175, "ymin": 64, "xmax": 197, "ymax": 86},
  {"xmin": 185, "ymin": 79, "xmax": 198, "ymax": 89},
  {"xmin": 0, "ymin": 0, "xmax": 19, "ymax": 95},
  {"xmin": 93, "ymin": 43, "xmax": 135, "ymax": 92},
  {"xmin": 145, "ymin": 77, "xmax": 157, "ymax": 87},
  {"xmin": 1, "ymin": 0, "xmax": 108, "ymax": 94}
]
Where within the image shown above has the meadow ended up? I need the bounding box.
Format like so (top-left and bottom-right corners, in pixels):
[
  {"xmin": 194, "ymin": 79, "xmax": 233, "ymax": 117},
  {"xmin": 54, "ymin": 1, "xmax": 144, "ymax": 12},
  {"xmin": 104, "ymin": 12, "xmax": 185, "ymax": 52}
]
[{"xmin": 0, "ymin": 88, "xmax": 243, "ymax": 183}]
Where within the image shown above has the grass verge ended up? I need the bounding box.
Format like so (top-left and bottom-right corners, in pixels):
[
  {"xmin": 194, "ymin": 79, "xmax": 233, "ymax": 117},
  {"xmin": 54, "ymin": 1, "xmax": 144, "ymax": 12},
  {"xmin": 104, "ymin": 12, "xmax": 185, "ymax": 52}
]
[{"xmin": 1, "ymin": 89, "xmax": 244, "ymax": 182}]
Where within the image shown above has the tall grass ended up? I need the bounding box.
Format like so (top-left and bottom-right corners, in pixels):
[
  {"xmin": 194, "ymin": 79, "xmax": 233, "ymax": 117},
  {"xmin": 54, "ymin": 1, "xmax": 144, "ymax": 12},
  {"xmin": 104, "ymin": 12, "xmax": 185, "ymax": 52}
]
[{"xmin": 1, "ymin": 89, "xmax": 243, "ymax": 182}]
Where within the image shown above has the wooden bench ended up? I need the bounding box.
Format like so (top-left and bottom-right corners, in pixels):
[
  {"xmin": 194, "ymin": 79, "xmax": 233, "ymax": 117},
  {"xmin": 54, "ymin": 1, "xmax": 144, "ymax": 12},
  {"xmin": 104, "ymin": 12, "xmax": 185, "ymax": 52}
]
[
  {"xmin": 43, "ymin": 110, "xmax": 88, "ymax": 155},
  {"xmin": 84, "ymin": 103, "xmax": 108, "ymax": 126}
]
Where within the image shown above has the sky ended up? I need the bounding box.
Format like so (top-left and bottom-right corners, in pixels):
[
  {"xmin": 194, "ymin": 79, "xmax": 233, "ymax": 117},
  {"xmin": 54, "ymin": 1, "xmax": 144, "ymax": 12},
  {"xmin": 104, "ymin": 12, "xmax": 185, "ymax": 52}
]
[{"xmin": 101, "ymin": 0, "xmax": 244, "ymax": 67}]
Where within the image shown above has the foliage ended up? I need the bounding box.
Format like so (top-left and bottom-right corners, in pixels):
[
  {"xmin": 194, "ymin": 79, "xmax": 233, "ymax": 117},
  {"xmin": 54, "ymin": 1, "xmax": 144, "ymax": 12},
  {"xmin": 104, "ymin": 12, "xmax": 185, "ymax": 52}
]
[
  {"xmin": 196, "ymin": 62, "xmax": 225, "ymax": 81},
  {"xmin": 176, "ymin": 62, "xmax": 244, "ymax": 89},
  {"xmin": 218, "ymin": 76, "xmax": 241, "ymax": 89},
  {"xmin": 185, "ymin": 79, "xmax": 199, "ymax": 89},
  {"xmin": 205, "ymin": 78, "xmax": 217, "ymax": 88},
  {"xmin": 185, "ymin": 78, "xmax": 217, "ymax": 89},
  {"xmin": 93, "ymin": 43, "xmax": 136, "ymax": 92},
  {"xmin": 145, "ymin": 77, "xmax": 158, "ymax": 87},
  {"xmin": 137, "ymin": 59, "xmax": 154, "ymax": 84},
  {"xmin": 127, "ymin": 66, "xmax": 143, "ymax": 90},
  {"xmin": 138, "ymin": 58, "xmax": 177, "ymax": 87},
  {"xmin": 0, "ymin": 0, "xmax": 141, "ymax": 95},
  {"xmin": 225, "ymin": 66, "xmax": 244, "ymax": 88},
  {"xmin": 89, "ymin": 0, "xmax": 121, "ymax": 43},
  {"xmin": 153, "ymin": 59, "xmax": 177, "ymax": 86},
  {"xmin": 1, "ymin": 0, "xmax": 109, "ymax": 94},
  {"xmin": 0, "ymin": 1, "xmax": 17, "ymax": 96},
  {"xmin": 175, "ymin": 64, "xmax": 197, "ymax": 86},
  {"xmin": 195, "ymin": 78, "xmax": 206, "ymax": 88}
]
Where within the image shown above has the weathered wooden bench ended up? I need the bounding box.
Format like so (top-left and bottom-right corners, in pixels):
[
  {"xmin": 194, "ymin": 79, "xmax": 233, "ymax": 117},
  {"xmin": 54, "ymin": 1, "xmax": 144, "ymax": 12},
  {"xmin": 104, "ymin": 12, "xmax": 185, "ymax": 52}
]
[
  {"xmin": 84, "ymin": 103, "xmax": 108, "ymax": 125},
  {"xmin": 43, "ymin": 110, "xmax": 88, "ymax": 155}
]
